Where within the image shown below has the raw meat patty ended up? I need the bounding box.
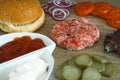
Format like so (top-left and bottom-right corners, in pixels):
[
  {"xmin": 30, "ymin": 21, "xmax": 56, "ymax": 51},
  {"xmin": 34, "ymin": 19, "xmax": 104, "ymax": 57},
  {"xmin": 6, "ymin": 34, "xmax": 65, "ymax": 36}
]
[{"xmin": 50, "ymin": 17, "xmax": 100, "ymax": 50}]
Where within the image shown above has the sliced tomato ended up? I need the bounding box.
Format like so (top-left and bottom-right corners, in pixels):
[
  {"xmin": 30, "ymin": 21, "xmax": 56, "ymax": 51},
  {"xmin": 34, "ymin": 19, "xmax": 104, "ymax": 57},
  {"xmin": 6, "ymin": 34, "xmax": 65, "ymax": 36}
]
[
  {"xmin": 106, "ymin": 18, "xmax": 120, "ymax": 29},
  {"xmin": 91, "ymin": 2, "xmax": 111, "ymax": 17},
  {"xmin": 74, "ymin": 1, "xmax": 95, "ymax": 16},
  {"xmin": 103, "ymin": 6, "xmax": 120, "ymax": 20}
]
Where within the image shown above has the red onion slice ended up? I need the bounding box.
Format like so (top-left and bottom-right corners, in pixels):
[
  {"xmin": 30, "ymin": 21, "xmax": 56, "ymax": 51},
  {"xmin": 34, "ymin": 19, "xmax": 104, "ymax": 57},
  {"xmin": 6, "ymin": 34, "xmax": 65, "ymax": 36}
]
[
  {"xmin": 41, "ymin": 4, "xmax": 49, "ymax": 9},
  {"xmin": 42, "ymin": 0, "xmax": 76, "ymax": 21},
  {"xmin": 53, "ymin": 0, "xmax": 72, "ymax": 8},
  {"xmin": 52, "ymin": 8, "xmax": 67, "ymax": 20},
  {"xmin": 48, "ymin": 6, "xmax": 56, "ymax": 14},
  {"xmin": 41, "ymin": 4, "xmax": 50, "ymax": 13},
  {"xmin": 64, "ymin": 9, "xmax": 69, "ymax": 16}
]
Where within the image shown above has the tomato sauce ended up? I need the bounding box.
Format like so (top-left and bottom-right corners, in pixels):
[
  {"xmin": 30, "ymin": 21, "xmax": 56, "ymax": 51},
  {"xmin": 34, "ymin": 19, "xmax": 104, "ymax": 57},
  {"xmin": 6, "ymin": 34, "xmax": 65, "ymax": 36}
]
[{"xmin": 0, "ymin": 36, "xmax": 45, "ymax": 63}]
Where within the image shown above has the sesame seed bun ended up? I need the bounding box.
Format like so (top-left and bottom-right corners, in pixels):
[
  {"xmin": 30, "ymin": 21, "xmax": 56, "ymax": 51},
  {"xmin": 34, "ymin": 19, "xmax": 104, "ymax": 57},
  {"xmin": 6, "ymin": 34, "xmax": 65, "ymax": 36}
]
[{"xmin": 0, "ymin": 0, "xmax": 45, "ymax": 32}]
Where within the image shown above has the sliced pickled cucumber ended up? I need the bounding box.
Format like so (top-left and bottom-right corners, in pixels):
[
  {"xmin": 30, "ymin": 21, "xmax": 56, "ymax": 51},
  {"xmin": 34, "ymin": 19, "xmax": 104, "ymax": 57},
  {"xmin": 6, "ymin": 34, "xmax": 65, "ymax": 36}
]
[
  {"xmin": 101, "ymin": 62, "xmax": 116, "ymax": 77},
  {"xmin": 75, "ymin": 54, "xmax": 93, "ymax": 68},
  {"xmin": 55, "ymin": 68, "xmax": 65, "ymax": 80},
  {"xmin": 82, "ymin": 67, "xmax": 102, "ymax": 80},
  {"xmin": 62, "ymin": 65, "xmax": 82, "ymax": 80},
  {"xmin": 68, "ymin": 58, "xmax": 77, "ymax": 66},
  {"xmin": 92, "ymin": 55, "xmax": 109, "ymax": 63},
  {"xmin": 90, "ymin": 61, "xmax": 105, "ymax": 72}
]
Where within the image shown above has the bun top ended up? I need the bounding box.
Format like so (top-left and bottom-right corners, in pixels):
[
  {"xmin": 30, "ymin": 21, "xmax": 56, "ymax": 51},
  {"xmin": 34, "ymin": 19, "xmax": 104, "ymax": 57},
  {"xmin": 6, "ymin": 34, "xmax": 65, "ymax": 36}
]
[{"xmin": 0, "ymin": 0, "xmax": 42, "ymax": 25}]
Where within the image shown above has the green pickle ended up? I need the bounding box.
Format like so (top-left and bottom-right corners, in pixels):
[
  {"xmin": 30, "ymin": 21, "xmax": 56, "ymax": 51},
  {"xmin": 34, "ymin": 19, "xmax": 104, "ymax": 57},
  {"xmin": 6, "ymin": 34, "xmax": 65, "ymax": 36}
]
[
  {"xmin": 68, "ymin": 58, "xmax": 77, "ymax": 66},
  {"xmin": 55, "ymin": 68, "xmax": 65, "ymax": 80},
  {"xmin": 90, "ymin": 61, "xmax": 105, "ymax": 72},
  {"xmin": 82, "ymin": 67, "xmax": 102, "ymax": 80},
  {"xmin": 62, "ymin": 65, "xmax": 82, "ymax": 80},
  {"xmin": 101, "ymin": 62, "xmax": 116, "ymax": 77},
  {"xmin": 75, "ymin": 54, "xmax": 93, "ymax": 68},
  {"xmin": 92, "ymin": 55, "xmax": 109, "ymax": 63},
  {"xmin": 55, "ymin": 53, "xmax": 117, "ymax": 80}
]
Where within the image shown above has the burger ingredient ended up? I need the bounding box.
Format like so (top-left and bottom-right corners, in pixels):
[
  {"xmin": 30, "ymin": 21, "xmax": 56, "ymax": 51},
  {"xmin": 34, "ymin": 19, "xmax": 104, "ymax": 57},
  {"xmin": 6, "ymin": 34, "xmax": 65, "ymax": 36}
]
[
  {"xmin": 74, "ymin": 1, "xmax": 120, "ymax": 29},
  {"xmin": 92, "ymin": 55, "xmax": 109, "ymax": 63},
  {"xmin": 0, "ymin": 0, "xmax": 45, "ymax": 32},
  {"xmin": 50, "ymin": 17, "xmax": 100, "ymax": 50},
  {"xmin": 75, "ymin": 54, "xmax": 93, "ymax": 68},
  {"xmin": 104, "ymin": 29, "xmax": 120, "ymax": 55},
  {"xmin": 53, "ymin": 0, "xmax": 73, "ymax": 8},
  {"xmin": 68, "ymin": 58, "xmax": 77, "ymax": 66},
  {"xmin": 103, "ymin": 6, "xmax": 120, "ymax": 20},
  {"xmin": 52, "ymin": 8, "xmax": 68, "ymax": 21},
  {"xmin": 0, "ymin": 36, "xmax": 45, "ymax": 63},
  {"xmin": 82, "ymin": 67, "xmax": 101, "ymax": 80},
  {"xmin": 106, "ymin": 18, "xmax": 120, "ymax": 29},
  {"xmin": 55, "ymin": 53, "xmax": 117, "ymax": 80},
  {"xmin": 9, "ymin": 58, "xmax": 48, "ymax": 80},
  {"xmin": 74, "ymin": 1, "xmax": 95, "ymax": 16},
  {"xmin": 3, "ymin": 36, "xmax": 31, "ymax": 61},
  {"xmin": 90, "ymin": 61, "xmax": 105, "ymax": 72},
  {"xmin": 62, "ymin": 65, "xmax": 82, "ymax": 80},
  {"xmin": 42, "ymin": 0, "xmax": 76, "ymax": 21},
  {"xmin": 55, "ymin": 68, "xmax": 65, "ymax": 80},
  {"xmin": 91, "ymin": 2, "xmax": 111, "ymax": 17},
  {"xmin": 101, "ymin": 62, "xmax": 116, "ymax": 77}
]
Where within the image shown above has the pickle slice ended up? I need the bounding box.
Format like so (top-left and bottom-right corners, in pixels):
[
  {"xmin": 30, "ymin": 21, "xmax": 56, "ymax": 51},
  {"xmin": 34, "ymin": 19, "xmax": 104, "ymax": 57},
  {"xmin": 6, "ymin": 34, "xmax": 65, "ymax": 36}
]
[
  {"xmin": 68, "ymin": 58, "xmax": 77, "ymax": 66},
  {"xmin": 91, "ymin": 61, "xmax": 105, "ymax": 72},
  {"xmin": 75, "ymin": 54, "xmax": 93, "ymax": 68},
  {"xmin": 82, "ymin": 67, "xmax": 102, "ymax": 80},
  {"xmin": 62, "ymin": 65, "xmax": 82, "ymax": 80},
  {"xmin": 101, "ymin": 62, "xmax": 116, "ymax": 77},
  {"xmin": 55, "ymin": 68, "xmax": 65, "ymax": 80},
  {"xmin": 92, "ymin": 55, "xmax": 109, "ymax": 63}
]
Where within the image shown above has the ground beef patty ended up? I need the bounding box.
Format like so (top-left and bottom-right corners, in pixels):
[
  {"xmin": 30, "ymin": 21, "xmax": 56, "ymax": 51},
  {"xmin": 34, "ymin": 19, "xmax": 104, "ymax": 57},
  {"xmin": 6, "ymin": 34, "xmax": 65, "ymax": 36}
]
[{"xmin": 50, "ymin": 17, "xmax": 100, "ymax": 50}]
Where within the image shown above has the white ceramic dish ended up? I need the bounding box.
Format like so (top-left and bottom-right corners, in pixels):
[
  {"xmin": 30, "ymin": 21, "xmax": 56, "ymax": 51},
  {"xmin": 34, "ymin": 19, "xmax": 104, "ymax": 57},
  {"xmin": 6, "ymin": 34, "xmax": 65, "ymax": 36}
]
[{"xmin": 0, "ymin": 32, "xmax": 56, "ymax": 80}]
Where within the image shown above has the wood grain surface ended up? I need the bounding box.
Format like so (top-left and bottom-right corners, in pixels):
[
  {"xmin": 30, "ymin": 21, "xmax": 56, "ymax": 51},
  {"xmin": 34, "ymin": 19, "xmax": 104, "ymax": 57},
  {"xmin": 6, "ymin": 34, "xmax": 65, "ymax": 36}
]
[{"xmin": 0, "ymin": 0, "xmax": 120, "ymax": 80}]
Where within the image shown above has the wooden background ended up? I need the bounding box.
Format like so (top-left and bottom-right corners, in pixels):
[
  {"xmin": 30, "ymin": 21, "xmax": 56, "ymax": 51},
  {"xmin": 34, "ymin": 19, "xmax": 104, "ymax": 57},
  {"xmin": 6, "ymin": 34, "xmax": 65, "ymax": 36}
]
[{"xmin": 0, "ymin": 0, "xmax": 120, "ymax": 80}]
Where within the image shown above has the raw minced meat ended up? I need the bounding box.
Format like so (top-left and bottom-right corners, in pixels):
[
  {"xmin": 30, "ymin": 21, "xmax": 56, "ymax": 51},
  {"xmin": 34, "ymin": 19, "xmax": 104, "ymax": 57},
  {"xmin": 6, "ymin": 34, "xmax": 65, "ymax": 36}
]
[{"xmin": 50, "ymin": 17, "xmax": 100, "ymax": 50}]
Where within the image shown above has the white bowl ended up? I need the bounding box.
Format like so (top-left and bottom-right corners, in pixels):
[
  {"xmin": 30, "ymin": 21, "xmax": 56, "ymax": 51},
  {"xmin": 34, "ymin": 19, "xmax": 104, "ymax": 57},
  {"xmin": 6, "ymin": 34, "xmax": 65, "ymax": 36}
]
[{"xmin": 0, "ymin": 32, "xmax": 56, "ymax": 80}]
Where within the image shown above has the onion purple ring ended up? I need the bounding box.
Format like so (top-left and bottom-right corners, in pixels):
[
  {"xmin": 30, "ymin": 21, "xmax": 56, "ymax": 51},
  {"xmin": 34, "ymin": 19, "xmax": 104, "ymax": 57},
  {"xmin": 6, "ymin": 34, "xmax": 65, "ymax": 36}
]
[
  {"xmin": 48, "ymin": 6, "xmax": 56, "ymax": 14},
  {"xmin": 53, "ymin": 0, "xmax": 72, "ymax": 8},
  {"xmin": 64, "ymin": 9, "xmax": 69, "ymax": 16},
  {"xmin": 52, "ymin": 8, "xmax": 67, "ymax": 20}
]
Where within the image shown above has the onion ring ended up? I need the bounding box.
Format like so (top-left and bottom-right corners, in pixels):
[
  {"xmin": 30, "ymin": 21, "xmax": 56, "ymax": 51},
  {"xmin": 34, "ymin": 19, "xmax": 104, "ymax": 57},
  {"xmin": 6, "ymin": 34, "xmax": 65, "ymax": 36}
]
[
  {"xmin": 52, "ymin": 8, "xmax": 67, "ymax": 20},
  {"xmin": 48, "ymin": 6, "xmax": 56, "ymax": 14},
  {"xmin": 53, "ymin": 0, "xmax": 72, "ymax": 8},
  {"xmin": 42, "ymin": 0, "xmax": 76, "ymax": 21},
  {"xmin": 64, "ymin": 9, "xmax": 70, "ymax": 16}
]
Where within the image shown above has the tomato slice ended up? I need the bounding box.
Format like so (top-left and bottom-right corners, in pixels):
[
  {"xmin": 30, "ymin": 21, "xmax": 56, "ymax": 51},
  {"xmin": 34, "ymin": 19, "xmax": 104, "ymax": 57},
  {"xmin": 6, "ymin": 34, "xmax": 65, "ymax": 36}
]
[
  {"xmin": 106, "ymin": 18, "xmax": 120, "ymax": 29},
  {"xmin": 74, "ymin": 1, "xmax": 95, "ymax": 16},
  {"xmin": 103, "ymin": 6, "xmax": 120, "ymax": 20},
  {"xmin": 91, "ymin": 2, "xmax": 111, "ymax": 17}
]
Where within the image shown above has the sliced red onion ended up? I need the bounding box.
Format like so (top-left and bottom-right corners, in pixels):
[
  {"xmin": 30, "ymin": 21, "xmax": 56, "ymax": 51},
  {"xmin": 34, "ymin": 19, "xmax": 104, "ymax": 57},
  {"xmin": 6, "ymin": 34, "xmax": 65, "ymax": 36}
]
[
  {"xmin": 42, "ymin": 0, "xmax": 76, "ymax": 21},
  {"xmin": 47, "ymin": 0, "xmax": 54, "ymax": 5},
  {"xmin": 53, "ymin": 10, "xmax": 63, "ymax": 16},
  {"xmin": 41, "ymin": 4, "xmax": 50, "ymax": 13},
  {"xmin": 54, "ymin": 0, "xmax": 61, "ymax": 4},
  {"xmin": 64, "ymin": 9, "xmax": 69, "ymax": 16},
  {"xmin": 52, "ymin": 8, "xmax": 67, "ymax": 21},
  {"xmin": 41, "ymin": 4, "xmax": 49, "ymax": 9},
  {"xmin": 48, "ymin": 6, "xmax": 56, "ymax": 14},
  {"xmin": 53, "ymin": 0, "xmax": 72, "ymax": 8}
]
